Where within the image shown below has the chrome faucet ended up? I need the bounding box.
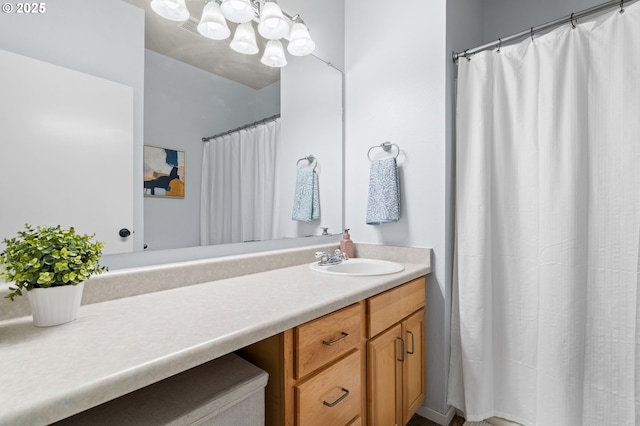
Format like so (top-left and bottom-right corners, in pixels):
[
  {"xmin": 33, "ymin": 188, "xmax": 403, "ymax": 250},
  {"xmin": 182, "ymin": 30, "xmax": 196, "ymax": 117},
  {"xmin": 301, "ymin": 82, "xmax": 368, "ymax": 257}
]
[{"xmin": 315, "ymin": 249, "xmax": 349, "ymax": 266}]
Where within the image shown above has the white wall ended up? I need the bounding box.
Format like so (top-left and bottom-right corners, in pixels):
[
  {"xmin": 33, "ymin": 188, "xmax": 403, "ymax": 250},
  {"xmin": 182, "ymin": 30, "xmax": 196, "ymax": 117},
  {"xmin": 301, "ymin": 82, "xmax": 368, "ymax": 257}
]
[
  {"xmin": 143, "ymin": 50, "xmax": 280, "ymax": 251},
  {"xmin": 345, "ymin": 0, "xmax": 450, "ymax": 417},
  {"xmin": 0, "ymin": 0, "xmax": 145, "ymax": 250}
]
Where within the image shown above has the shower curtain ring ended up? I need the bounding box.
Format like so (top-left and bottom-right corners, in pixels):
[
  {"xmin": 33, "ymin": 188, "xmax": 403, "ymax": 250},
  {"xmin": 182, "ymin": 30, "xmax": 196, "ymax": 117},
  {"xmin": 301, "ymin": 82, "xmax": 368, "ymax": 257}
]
[
  {"xmin": 620, "ymin": 0, "xmax": 625, "ymax": 13},
  {"xmin": 570, "ymin": 13, "xmax": 576, "ymax": 29},
  {"xmin": 530, "ymin": 27, "xmax": 534, "ymax": 41},
  {"xmin": 497, "ymin": 38, "xmax": 502, "ymax": 53},
  {"xmin": 464, "ymin": 49, "xmax": 471, "ymax": 62}
]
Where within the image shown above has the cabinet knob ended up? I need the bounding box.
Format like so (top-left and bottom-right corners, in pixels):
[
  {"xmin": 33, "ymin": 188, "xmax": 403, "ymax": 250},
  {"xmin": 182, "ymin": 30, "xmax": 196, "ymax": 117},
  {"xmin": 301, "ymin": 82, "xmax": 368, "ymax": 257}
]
[{"xmin": 119, "ymin": 228, "xmax": 131, "ymax": 238}]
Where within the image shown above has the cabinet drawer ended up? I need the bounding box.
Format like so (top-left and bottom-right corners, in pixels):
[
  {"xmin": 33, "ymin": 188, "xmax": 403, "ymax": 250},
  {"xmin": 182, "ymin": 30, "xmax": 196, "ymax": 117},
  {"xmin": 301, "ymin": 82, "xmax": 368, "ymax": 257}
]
[
  {"xmin": 295, "ymin": 350, "xmax": 361, "ymax": 426},
  {"xmin": 367, "ymin": 277, "xmax": 425, "ymax": 338},
  {"xmin": 295, "ymin": 303, "xmax": 362, "ymax": 379}
]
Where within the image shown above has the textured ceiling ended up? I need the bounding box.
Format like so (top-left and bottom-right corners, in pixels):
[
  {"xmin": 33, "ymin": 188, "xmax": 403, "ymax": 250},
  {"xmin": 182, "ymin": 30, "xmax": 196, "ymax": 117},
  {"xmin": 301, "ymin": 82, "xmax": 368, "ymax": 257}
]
[{"xmin": 125, "ymin": 0, "xmax": 280, "ymax": 90}]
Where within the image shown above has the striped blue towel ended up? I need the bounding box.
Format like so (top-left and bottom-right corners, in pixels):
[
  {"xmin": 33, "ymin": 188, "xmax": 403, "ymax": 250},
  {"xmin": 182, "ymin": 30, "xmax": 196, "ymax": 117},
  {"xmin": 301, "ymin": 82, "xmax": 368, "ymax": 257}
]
[
  {"xmin": 292, "ymin": 168, "xmax": 320, "ymax": 222},
  {"xmin": 366, "ymin": 157, "xmax": 400, "ymax": 224}
]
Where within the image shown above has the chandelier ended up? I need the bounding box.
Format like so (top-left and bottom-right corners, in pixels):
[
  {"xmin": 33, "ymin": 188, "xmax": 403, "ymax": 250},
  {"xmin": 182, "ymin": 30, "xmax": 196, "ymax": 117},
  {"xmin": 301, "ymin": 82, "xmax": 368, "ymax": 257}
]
[{"xmin": 150, "ymin": 0, "xmax": 316, "ymax": 68}]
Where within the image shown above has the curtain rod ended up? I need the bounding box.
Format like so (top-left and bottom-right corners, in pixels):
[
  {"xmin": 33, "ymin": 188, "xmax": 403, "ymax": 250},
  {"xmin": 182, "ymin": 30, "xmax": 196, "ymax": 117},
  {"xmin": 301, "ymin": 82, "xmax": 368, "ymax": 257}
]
[
  {"xmin": 453, "ymin": 0, "xmax": 634, "ymax": 63},
  {"xmin": 202, "ymin": 114, "xmax": 281, "ymax": 142}
]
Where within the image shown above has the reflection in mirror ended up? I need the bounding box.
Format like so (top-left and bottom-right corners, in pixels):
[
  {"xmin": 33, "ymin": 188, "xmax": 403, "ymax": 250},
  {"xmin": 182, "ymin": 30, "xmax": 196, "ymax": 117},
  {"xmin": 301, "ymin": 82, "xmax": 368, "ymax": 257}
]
[
  {"xmin": 0, "ymin": 0, "xmax": 343, "ymax": 270},
  {"xmin": 141, "ymin": 46, "xmax": 281, "ymax": 250},
  {"xmin": 140, "ymin": 1, "xmax": 343, "ymax": 251}
]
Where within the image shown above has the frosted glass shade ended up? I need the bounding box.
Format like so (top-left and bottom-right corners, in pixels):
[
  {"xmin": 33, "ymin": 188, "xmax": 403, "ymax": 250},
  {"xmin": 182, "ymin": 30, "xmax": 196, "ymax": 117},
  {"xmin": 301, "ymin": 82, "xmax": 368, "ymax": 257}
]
[
  {"xmin": 197, "ymin": 1, "xmax": 231, "ymax": 40},
  {"xmin": 150, "ymin": 0, "xmax": 189, "ymax": 21},
  {"xmin": 220, "ymin": 0, "xmax": 255, "ymax": 23},
  {"xmin": 287, "ymin": 22, "xmax": 315, "ymax": 56},
  {"xmin": 258, "ymin": 2, "xmax": 289, "ymax": 40},
  {"xmin": 230, "ymin": 23, "xmax": 259, "ymax": 55},
  {"xmin": 261, "ymin": 39, "xmax": 287, "ymax": 67}
]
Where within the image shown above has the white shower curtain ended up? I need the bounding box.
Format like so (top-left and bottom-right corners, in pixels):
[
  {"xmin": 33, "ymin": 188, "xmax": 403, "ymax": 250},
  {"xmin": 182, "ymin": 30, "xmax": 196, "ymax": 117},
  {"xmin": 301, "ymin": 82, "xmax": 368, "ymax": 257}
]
[
  {"xmin": 200, "ymin": 119, "xmax": 280, "ymax": 245},
  {"xmin": 449, "ymin": 4, "xmax": 640, "ymax": 426}
]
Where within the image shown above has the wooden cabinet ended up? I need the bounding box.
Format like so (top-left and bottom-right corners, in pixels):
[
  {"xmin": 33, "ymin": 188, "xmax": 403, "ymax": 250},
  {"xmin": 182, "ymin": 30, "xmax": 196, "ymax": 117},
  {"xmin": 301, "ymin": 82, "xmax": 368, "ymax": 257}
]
[
  {"xmin": 367, "ymin": 277, "xmax": 427, "ymax": 426},
  {"xmin": 238, "ymin": 302, "xmax": 365, "ymax": 426},
  {"xmin": 237, "ymin": 276, "xmax": 426, "ymax": 426}
]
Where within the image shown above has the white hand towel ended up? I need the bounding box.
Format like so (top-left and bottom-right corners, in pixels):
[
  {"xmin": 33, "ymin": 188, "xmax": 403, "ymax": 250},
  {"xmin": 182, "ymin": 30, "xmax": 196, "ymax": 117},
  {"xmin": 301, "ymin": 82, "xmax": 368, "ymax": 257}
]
[
  {"xmin": 366, "ymin": 157, "xmax": 400, "ymax": 224},
  {"xmin": 292, "ymin": 169, "xmax": 320, "ymax": 222}
]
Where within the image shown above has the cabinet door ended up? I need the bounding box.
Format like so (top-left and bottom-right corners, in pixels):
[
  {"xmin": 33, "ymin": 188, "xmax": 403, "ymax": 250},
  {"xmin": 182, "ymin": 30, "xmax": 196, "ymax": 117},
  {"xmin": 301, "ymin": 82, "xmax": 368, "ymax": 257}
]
[
  {"xmin": 402, "ymin": 309, "xmax": 426, "ymax": 424},
  {"xmin": 367, "ymin": 324, "xmax": 402, "ymax": 426}
]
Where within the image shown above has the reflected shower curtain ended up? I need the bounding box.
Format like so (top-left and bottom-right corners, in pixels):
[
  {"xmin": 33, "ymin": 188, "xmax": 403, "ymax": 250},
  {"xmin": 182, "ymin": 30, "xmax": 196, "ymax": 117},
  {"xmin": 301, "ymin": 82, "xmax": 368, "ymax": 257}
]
[
  {"xmin": 200, "ymin": 119, "xmax": 280, "ymax": 245},
  {"xmin": 449, "ymin": 4, "xmax": 640, "ymax": 426}
]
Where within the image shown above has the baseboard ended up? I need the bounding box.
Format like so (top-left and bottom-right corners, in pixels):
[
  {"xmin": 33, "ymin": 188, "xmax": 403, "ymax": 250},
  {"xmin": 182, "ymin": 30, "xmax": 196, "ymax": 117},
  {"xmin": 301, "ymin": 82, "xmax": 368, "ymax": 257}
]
[{"xmin": 416, "ymin": 405, "xmax": 456, "ymax": 426}]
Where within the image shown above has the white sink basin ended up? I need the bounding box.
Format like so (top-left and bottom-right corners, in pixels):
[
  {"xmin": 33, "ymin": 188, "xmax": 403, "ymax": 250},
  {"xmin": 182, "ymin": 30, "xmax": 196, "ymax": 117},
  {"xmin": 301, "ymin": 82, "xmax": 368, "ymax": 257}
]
[{"xmin": 309, "ymin": 258, "xmax": 404, "ymax": 276}]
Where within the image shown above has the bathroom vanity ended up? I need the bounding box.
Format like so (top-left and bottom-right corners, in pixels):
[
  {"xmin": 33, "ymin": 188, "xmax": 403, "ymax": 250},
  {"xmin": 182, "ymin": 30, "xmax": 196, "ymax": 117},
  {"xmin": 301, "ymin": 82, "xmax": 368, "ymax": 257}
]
[
  {"xmin": 0, "ymin": 244, "xmax": 430, "ymax": 425},
  {"xmin": 239, "ymin": 276, "xmax": 426, "ymax": 426}
]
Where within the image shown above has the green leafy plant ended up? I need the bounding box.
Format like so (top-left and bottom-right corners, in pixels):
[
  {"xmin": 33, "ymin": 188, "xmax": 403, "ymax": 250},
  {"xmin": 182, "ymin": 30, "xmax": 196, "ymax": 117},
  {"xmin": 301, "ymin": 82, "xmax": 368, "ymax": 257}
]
[{"xmin": 1, "ymin": 224, "xmax": 107, "ymax": 301}]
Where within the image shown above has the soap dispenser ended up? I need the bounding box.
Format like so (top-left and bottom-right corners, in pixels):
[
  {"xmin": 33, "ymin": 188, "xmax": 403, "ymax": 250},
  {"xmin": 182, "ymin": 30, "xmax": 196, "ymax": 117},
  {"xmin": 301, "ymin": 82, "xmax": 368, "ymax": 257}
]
[{"xmin": 340, "ymin": 229, "xmax": 354, "ymax": 258}]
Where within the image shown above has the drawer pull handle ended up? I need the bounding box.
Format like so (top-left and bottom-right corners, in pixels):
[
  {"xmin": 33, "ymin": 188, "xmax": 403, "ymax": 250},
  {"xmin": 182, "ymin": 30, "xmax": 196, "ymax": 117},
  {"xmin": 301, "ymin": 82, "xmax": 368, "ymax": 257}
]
[
  {"xmin": 323, "ymin": 388, "xmax": 350, "ymax": 407},
  {"xmin": 397, "ymin": 337, "xmax": 405, "ymax": 362},
  {"xmin": 322, "ymin": 332, "xmax": 348, "ymax": 346},
  {"xmin": 407, "ymin": 330, "xmax": 415, "ymax": 355}
]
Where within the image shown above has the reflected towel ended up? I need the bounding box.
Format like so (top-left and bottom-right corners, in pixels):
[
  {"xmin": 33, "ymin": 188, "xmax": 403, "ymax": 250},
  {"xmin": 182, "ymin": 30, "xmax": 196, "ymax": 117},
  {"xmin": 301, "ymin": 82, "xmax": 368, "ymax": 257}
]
[
  {"xmin": 292, "ymin": 168, "xmax": 320, "ymax": 222},
  {"xmin": 366, "ymin": 157, "xmax": 400, "ymax": 224}
]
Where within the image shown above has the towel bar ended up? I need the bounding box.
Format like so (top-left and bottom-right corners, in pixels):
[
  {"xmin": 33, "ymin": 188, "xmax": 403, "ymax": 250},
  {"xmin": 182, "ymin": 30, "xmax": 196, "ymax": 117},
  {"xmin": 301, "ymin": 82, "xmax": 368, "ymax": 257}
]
[
  {"xmin": 367, "ymin": 142, "xmax": 400, "ymax": 162},
  {"xmin": 297, "ymin": 154, "xmax": 317, "ymax": 170}
]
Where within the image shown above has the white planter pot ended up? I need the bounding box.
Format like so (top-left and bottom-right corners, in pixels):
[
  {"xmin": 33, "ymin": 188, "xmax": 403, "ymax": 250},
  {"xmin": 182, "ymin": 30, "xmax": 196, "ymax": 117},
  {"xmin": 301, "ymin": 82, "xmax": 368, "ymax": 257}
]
[{"xmin": 27, "ymin": 282, "xmax": 85, "ymax": 327}]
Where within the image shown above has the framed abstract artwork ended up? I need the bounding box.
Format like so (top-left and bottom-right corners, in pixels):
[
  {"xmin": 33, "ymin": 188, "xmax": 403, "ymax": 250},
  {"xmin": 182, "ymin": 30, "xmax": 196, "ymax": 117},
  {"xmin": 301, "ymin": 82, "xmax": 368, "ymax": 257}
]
[{"xmin": 143, "ymin": 145, "xmax": 185, "ymax": 198}]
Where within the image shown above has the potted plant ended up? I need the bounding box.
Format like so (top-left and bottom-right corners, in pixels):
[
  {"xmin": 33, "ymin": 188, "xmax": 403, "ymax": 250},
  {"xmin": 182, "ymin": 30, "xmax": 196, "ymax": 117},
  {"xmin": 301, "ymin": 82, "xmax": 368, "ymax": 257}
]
[{"xmin": 0, "ymin": 224, "xmax": 107, "ymax": 327}]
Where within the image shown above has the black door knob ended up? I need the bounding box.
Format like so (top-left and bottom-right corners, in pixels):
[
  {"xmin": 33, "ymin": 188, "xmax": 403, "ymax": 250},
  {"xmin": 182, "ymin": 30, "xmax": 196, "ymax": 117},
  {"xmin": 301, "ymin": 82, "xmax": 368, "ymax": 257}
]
[{"xmin": 119, "ymin": 228, "xmax": 131, "ymax": 238}]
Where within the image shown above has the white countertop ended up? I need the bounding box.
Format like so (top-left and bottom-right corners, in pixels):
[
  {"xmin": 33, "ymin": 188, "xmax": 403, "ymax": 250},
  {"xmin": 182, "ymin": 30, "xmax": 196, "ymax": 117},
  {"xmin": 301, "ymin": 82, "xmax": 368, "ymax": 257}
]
[{"xmin": 0, "ymin": 261, "xmax": 429, "ymax": 425}]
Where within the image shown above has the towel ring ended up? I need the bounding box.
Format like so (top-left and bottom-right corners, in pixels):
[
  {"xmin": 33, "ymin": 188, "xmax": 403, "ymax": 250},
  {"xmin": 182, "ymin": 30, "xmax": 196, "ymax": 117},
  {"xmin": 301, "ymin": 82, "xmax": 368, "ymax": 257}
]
[
  {"xmin": 297, "ymin": 154, "xmax": 317, "ymax": 170},
  {"xmin": 367, "ymin": 142, "xmax": 399, "ymax": 162}
]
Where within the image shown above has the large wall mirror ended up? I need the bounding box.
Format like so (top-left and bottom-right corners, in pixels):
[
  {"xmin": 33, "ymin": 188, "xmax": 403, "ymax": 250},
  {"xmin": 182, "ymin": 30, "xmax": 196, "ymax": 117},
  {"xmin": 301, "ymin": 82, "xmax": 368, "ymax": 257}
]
[{"xmin": 0, "ymin": 0, "xmax": 343, "ymax": 270}]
